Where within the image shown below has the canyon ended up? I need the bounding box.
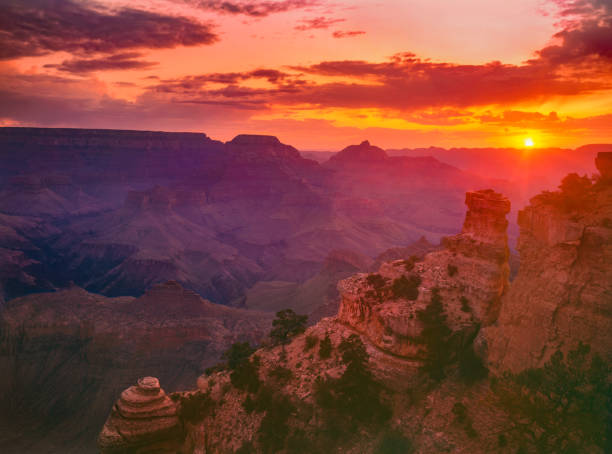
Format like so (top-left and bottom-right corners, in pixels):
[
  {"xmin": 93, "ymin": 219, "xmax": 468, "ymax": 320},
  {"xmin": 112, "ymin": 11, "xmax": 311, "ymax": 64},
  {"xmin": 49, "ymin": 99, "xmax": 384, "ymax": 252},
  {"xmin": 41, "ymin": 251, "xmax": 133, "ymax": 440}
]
[
  {"xmin": 95, "ymin": 152, "xmax": 610, "ymax": 453},
  {"xmin": 0, "ymin": 127, "xmax": 609, "ymax": 453}
]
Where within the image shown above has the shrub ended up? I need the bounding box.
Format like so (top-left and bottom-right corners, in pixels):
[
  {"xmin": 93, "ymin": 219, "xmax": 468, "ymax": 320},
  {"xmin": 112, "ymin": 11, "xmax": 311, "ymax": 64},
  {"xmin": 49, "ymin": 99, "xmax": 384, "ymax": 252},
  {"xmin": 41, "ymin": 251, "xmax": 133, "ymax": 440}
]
[
  {"xmin": 304, "ymin": 334, "xmax": 318, "ymax": 351},
  {"xmin": 223, "ymin": 342, "xmax": 255, "ymax": 370},
  {"xmin": 242, "ymin": 384, "xmax": 275, "ymax": 413},
  {"xmin": 179, "ymin": 391, "xmax": 215, "ymax": 424},
  {"xmin": 366, "ymin": 273, "xmax": 387, "ymax": 289},
  {"xmin": 452, "ymin": 402, "xmax": 478, "ymax": 438},
  {"xmin": 316, "ymin": 335, "xmax": 390, "ymax": 427},
  {"xmin": 270, "ymin": 309, "xmax": 308, "ymax": 345},
  {"xmin": 319, "ymin": 333, "xmax": 333, "ymax": 359},
  {"xmin": 391, "ymin": 274, "xmax": 421, "ymax": 300},
  {"xmin": 230, "ymin": 356, "xmax": 261, "ymax": 393},
  {"xmin": 257, "ymin": 394, "xmax": 296, "ymax": 453},
  {"xmin": 447, "ymin": 264, "xmax": 458, "ymax": 277},
  {"xmin": 268, "ymin": 365, "xmax": 293, "ymax": 384},
  {"xmin": 493, "ymin": 342, "xmax": 611, "ymax": 453},
  {"xmin": 204, "ymin": 363, "xmax": 226, "ymax": 376},
  {"xmin": 417, "ymin": 288, "xmax": 452, "ymax": 381},
  {"xmin": 375, "ymin": 430, "xmax": 415, "ymax": 454},
  {"xmin": 458, "ymin": 345, "xmax": 488, "ymax": 384},
  {"xmin": 459, "ymin": 296, "xmax": 471, "ymax": 313}
]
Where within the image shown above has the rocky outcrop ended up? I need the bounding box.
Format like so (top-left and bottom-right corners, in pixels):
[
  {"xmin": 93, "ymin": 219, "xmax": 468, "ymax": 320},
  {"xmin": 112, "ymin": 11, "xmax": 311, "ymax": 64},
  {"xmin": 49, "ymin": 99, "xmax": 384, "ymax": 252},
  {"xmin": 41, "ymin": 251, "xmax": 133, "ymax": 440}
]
[
  {"xmin": 337, "ymin": 189, "xmax": 511, "ymax": 357},
  {"xmin": 98, "ymin": 377, "xmax": 182, "ymax": 453},
  {"xmin": 483, "ymin": 168, "xmax": 612, "ymax": 372},
  {"xmin": 0, "ymin": 283, "xmax": 271, "ymax": 452}
]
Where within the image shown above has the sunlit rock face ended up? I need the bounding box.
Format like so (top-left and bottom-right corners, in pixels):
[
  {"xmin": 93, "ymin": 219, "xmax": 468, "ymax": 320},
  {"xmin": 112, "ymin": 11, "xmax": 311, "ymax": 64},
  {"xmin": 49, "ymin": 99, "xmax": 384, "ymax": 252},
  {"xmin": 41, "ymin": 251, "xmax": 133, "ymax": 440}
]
[
  {"xmin": 483, "ymin": 156, "xmax": 612, "ymax": 373},
  {"xmin": 98, "ymin": 377, "xmax": 182, "ymax": 453},
  {"xmin": 337, "ymin": 189, "xmax": 511, "ymax": 358}
]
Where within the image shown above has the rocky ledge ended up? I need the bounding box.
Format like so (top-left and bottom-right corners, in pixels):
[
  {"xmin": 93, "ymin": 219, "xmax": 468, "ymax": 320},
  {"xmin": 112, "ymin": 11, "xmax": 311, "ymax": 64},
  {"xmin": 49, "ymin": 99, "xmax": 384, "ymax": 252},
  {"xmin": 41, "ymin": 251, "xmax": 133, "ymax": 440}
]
[
  {"xmin": 337, "ymin": 189, "xmax": 511, "ymax": 357},
  {"xmin": 98, "ymin": 377, "xmax": 182, "ymax": 453}
]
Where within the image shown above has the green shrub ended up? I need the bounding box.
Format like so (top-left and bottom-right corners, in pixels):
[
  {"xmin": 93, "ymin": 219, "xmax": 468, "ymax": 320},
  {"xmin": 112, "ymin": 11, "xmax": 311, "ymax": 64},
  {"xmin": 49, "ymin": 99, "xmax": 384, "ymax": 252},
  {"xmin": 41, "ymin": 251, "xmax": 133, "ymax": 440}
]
[
  {"xmin": 458, "ymin": 345, "xmax": 488, "ymax": 383},
  {"xmin": 494, "ymin": 342, "xmax": 611, "ymax": 453},
  {"xmin": 204, "ymin": 363, "xmax": 226, "ymax": 376},
  {"xmin": 375, "ymin": 430, "xmax": 415, "ymax": 454},
  {"xmin": 179, "ymin": 391, "xmax": 215, "ymax": 424},
  {"xmin": 366, "ymin": 273, "xmax": 387, "ymax": 289},
  {"xmin": 257, "ymin": 394, "xmax": 296, "ymax": 453},
  {"xmin": 417, "ymin": 288, "xmax": 452, "ymax": 381},
  {"xmin": 319, "ymin": 333, "xmax": 333, "ymax": 359},
  {"xmin": 223, "ymin": 342, "xmax": 255, "ymax": 370},
  {"xmin": 459, "ymin": 296, "xmax": 471, "ymax": 313},
  {"xmin": 270, "ymin": 309, "xmax": 308, "ymax": 345},
  {"xmin": 391, "ymin": 274, "xmax": 421, "ymax": 300},
  {"xmin": 304, "ymin": 334, "xmax": 318, "ymax": 351},
  {"xmin": 230, "ymin": 356, "xmax": 261, "ymax": 393},
  {"xmin": 268, "ymin": 365, "xmax": 293, "ymax": 384},
  {"xmin": 447, "ymin": 264, "xmax": 458, "ymax": 276},
  {"xmin": 315, "ymin": 335, "xmax": 390, "ymax": 427}
]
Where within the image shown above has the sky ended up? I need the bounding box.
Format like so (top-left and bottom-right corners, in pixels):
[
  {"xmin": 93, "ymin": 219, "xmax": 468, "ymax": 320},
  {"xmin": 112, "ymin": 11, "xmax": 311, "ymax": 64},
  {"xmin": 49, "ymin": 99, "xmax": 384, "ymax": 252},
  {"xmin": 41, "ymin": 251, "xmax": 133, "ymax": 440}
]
[{"xmin": 0, "ymin": 0, "xmax": 611, "ymax": 149}]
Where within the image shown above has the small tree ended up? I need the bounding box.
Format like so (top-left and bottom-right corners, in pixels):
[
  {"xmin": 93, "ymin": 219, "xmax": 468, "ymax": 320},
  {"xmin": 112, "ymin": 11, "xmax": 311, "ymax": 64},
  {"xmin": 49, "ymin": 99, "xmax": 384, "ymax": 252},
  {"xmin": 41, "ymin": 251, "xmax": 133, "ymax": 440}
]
[
  {"xmin": 494, "ymin": 342, "xmax": 611, "ymax": 453},
  {"xmin": 316, "ymin": 334, "xmax": 390, "ymax": 426},
  {"xmin": 319, "ymin": 333, "xmax": 333, "ymax": 359},
  {"xmin": 222, "ymin": 342, "xmax": 255, "ymax": 370},
  {"xmin": 269, "ymin": 309, "xmax": 308, "ymax": 345},
  {"xmin": 391, "ymin": 274, "xmax": 421, "ymax": 300},
  {"xmin": 417, "ymin": 288, "xmax": 452, "ymax": 381}
]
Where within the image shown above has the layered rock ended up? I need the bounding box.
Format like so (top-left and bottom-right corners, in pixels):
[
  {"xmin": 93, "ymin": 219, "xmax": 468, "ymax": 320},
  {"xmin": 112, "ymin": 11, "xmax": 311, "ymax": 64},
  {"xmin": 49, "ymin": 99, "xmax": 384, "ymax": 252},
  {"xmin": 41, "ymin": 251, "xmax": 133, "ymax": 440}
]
[
  {"xmin": 0, "ymin": 283, "xmax": 271, "ymax": 453},
  {"xmin": 483, "ymin": 165, "xmax": 612, "ymax": 372},
  {"xmin": 337, "ymin": 189, "xmax": 511, "ymax": 357},
  {"xmin": 98, "ymin": 377, "xmax": 182, "ymax": 453}
]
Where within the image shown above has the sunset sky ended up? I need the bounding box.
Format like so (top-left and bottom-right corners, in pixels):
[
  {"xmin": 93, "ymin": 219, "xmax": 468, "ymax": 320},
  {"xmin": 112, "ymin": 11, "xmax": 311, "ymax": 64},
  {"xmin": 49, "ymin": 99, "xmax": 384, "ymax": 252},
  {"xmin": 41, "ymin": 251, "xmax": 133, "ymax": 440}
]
[{"xmin": 0, "ymin": 0, "xmax": 611, "ymax": 149}]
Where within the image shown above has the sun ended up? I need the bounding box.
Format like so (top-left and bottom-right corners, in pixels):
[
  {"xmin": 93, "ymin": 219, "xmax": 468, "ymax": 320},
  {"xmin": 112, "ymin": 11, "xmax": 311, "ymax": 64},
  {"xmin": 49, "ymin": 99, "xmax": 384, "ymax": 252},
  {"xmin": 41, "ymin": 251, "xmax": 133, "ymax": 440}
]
[{"xmin": 524, "ymin": 137, "xmax": 535, "ymax": 147}]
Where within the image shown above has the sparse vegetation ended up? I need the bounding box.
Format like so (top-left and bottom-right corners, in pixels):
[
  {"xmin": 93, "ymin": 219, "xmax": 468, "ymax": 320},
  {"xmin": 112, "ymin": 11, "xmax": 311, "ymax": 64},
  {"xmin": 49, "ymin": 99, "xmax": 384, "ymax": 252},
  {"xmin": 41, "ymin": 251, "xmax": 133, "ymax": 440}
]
[
  {"xmin": 268, "ymin": 364, "xmax": 293, "ymax": 384},
  {"xmin": 375, "ymin": 430, "xmax": 415, "ymax": 454},
  {"xmin": 447, "ymin": 263, "xmax": 458, "ymax": 276},
  {"xmin": 452, "ymin": 402, "xmax": 478, "ymax": 438},
  {"xmin": 230, "ymin": 355, "xmax": 261, "ymax": 393},
  {"xmin": 223, "ymin": 342, "xmax": 256, "ymax": 370},
  {"xmin": 460, "ymin": 296, "xmax": 471, "ymax": 313},
  {"xmin": 304, "ymin": 334, "xmax": 318, "ymax": 351},
  {"xmin": 270, "ymin": 309, "xmax": 308, "ymax": 345},
  {"xmin": 391, "ymin": 274, "xmax": 421, "ymax": 300},
  {"xmin": 493, "ymin": 342, "xmax": 611, "ymax": 453},
  {"xmin": 457, "ymin": 343, "xmax": 488, "ymax": 384},
  {"xmin": 537, "ymin": 173, "xmax": 595, "ymax": 212},
  {"xmin": 416, "ymin": 288, "xmax": 453, "ymax": 381},
  {"xmin": 315, "ymin": 334, "xmax": 390, "ymax": 428},
  {"xmin": 179, "ymin": 391, "xmax": 215, "ymax": 424},
  {"xmin": 319, "ymin": 332, "xmax": 333, "ymax": 359},
  {"xmin": 367, "ymin": 273, "xmax": 387, "ymax": 289}
]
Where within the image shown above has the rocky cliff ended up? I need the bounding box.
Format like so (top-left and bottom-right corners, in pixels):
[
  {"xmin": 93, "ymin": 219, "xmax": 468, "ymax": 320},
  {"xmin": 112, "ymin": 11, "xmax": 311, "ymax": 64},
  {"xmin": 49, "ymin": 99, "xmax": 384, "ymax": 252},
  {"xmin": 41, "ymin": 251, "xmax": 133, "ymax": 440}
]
[
  {"xmin": 337, "ymin": 189, "xmax": 510, "ymax": 358},
  {"xmin": 96, "ymin": 159, "xmax": 611, "ymax": 453},
  {"xmin": 483, "ymin": 152, "xmax": 612, "ymax": 372},
  {"xmin": 0, "ymin": 282, "xmax": 271, "ymax": 453}
]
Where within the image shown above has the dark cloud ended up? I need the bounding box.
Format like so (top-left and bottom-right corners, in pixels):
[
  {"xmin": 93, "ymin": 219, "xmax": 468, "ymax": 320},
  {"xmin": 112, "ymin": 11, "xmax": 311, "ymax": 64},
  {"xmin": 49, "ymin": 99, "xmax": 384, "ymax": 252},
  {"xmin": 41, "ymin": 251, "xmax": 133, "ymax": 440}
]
[
  {"xmin": 295, "ymin": 16, "xmax": 345, "ymax": 31},
  {"xmin": 181, "ymin": 0, "xmax": 317, "ymax": 17},
  {"xmin": 44, "ymin": 53, "xmax": 157, "ymax": 74},
  {"xmin": 0, "ymin": 0, "xmax": 218, "ymax": 60},
  {"xmin": 332, "ymin": 30, "xmax": 366, "ymax": 38}
]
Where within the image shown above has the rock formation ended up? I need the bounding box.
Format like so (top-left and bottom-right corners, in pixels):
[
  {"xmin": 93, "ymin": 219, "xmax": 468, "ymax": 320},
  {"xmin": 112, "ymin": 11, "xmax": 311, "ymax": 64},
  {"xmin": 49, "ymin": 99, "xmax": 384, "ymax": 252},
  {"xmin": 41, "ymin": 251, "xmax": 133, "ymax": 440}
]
[
  {"xmin": 98, "ymin": 377, "xmax": 182, "ymax": 453},
  {"xmin": 0, "ymin": 282, "xmax": 271, "ymax": 453},
  {"xmin": 337, "ymin": 189, "xmax": 511, "ymax": 357},
  {"xmin": 483, "ymin": 153, "xmax": 612, "ymax": 372}
]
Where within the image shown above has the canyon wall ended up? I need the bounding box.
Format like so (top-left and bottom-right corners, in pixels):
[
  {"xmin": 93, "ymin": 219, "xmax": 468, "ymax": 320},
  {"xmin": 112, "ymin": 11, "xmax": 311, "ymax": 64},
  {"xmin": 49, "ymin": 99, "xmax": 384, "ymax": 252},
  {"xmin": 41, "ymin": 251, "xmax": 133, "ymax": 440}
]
[
  {"xmin": 337, "ymin": 189, "xmax": 511, "ymax": 358},
  {"xmin": 483, "ymin": 152, "xmax": 612, "ymax": 372}
]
